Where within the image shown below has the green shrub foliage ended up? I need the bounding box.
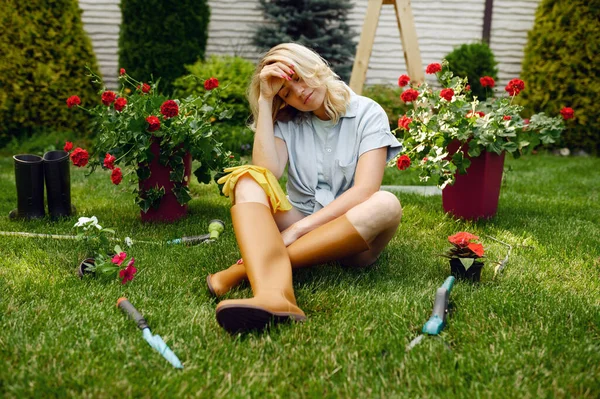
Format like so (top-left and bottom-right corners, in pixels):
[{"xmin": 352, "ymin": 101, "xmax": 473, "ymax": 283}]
[
  {"xmin": 520, "ymin": 0, "xmax": 600, "ymax": 154},
  {"xmin": 118, "ymin": 0, "xmax": 210, "ymax": 95},
  {"xmin": 444, "ymin": 43, "xmax": 498, "ymax": 101},
  {"xmin": 0, "ymin": 0, "xmax": 99, "ymax": 144},
  {"xmin": 174, "ymin": 56, "xmax": 256, "ymax": 155},
  {"xmin": 253, "ymin": 0, "xmax": 357, "ymax": 82},
  {"xmin": 362, "ymin": 85, "xmax": 409, "ymax": 130}
]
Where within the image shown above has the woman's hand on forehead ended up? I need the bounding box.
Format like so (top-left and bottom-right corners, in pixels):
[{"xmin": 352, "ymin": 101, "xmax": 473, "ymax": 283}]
[{"xmin": 259, "ymin": 61, "xmax": 295, "ymax": 99}]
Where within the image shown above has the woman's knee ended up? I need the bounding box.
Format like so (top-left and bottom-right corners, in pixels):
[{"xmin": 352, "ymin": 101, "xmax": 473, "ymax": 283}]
[
  {"xmin": 233, "ymin": 175, "xmax": 269, "ymax": 205},
  {"xmin": 365, "ymin": 191, "xmax": 403, "ymax": 226}
]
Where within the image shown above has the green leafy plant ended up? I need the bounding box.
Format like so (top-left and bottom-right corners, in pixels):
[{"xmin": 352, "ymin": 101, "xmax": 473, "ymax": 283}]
[
  {"xmin": 362, "ymin": 85, "xmax": 409, "ymax": 130},
  {"xmin": 444, "ymin": 42, "xmax": 498, "ymax": 101},
  {"xmin": 66, "ymin": 68, "xmax": 237, "ymax": 211},
  {"xmin": 389, "ymin": 60, "xmax": 572, "ymax": 188},
  {"xmin": 442, "ymin": 231, "xmax": 485, "ymax": 270}
]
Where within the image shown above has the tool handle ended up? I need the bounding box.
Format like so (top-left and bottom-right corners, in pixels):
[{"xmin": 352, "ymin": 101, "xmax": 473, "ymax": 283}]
[
  {"xmin": 441, "ymin": 276, "xmax": 455, "ymax": 293},
  {"xmin": 117, "ymin": 298, "xmax": 149, "ymax": 330},
  {"xmin": 180, "ymin": 234, "xmax": 211, "ymax": 245},
  {"xmin": 431, "ymin": 287, "xmax": 450, "ymax": 321}
]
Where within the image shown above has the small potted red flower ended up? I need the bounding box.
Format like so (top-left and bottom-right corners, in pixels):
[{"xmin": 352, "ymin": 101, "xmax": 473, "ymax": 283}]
[{"xmin": 442, "ymin": 231, "xmax": 485, "ymax": 281}]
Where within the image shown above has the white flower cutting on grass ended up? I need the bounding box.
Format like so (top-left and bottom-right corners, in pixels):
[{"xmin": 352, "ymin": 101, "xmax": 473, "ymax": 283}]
[
  {"xmin": 124, "ymin": 237, "xmax": 133, "ymax": 247},
  {"xmin": 74, "ymin": 216, "xmax": 102, "ymax": 230}
]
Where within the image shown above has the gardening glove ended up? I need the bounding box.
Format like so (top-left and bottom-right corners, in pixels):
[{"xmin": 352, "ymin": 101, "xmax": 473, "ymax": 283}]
[{"xmin": 217, "ymin": 165, "xmax": 292, "ymax": 213}]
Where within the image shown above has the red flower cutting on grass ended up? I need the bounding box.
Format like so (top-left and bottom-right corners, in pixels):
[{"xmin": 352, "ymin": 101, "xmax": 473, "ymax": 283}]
[
  {"xmin": 114, "ymin": 97, "xmax": 127, "ymax": 112},
  {"xmin": 111, "ymin": 167, "xmax": 123, "ymax": 185},
  {"xmin": 204, "ymin": 77, "xmax": 219, "ymax": 90},
  {"xmin": 401, "ymin": 88, "xmax": 419, "ymax": 103},
  {"xmin": 426, "ymin": 63, "xmax": 442, "ymax": 74},
  {"xmin": 64, "ymin": 141, "xmax": 73, "ymax": 152},
  {"xmin": 70, "ymin": 148, "xmax": 89, "ymax": 167},
  {"xmin": 119, "ymin": 259, "xmax": 137, "ymax": 284},
  {"xmin": 66, "ymin": 95, "xmax": 81, "ymax": 108},
  {"xmin": 448, "ymin": 232, "xmax": 479, "ymax": 247},
  {"xmin": 398, "ymin": 74, "xmax": 410, "ymax": 87},
  {"xmin": 146, "ymin": 116, "xmax": 161, "ymax": 132},
  {"xmin": 396, "ymin": 154, "xmax": 411, "ymax": 170},
  {"xmin": 111, "ymin": 252, "xmax": 127, "ymax": 266},
  {"xmin": 103, "ymin": 153, "xmax": 116, "ymax": 170},
  {"xmin": 101, "ymin": 91, "xmax": 116, "ymax": 106},
  {"xmin": 160, "ymin": 100, "xmax": 179, "ymax": 118},
  {"xmin": 560, "ymin": 107, "xmax": 574, "ymax": 120}
]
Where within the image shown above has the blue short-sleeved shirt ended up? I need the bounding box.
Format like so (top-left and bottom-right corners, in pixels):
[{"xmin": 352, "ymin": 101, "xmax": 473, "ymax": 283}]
[{"xmin": 274, "ymin": 92, "xmax": 402, "ymax": 215}]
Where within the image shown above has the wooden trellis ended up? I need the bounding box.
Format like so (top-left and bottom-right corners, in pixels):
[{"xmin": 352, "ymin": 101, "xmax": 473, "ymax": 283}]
[{"xmin": 349, "ymin": 0, "xmax": 424, "ymax": 94}]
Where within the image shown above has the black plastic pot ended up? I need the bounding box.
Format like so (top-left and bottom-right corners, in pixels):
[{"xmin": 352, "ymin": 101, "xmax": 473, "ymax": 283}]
[
  {"xmin": 43, "ymin": 150, "xmax": 75, "ymax": 220},
  {"xmin": 78, "ymin": 258, "xmax": 96, "ymax": 278},
  {"xmin": 450, "ymin": 258, "xmax": 484, "ymax": 282},
  {"xmin": 10, "ymin": 154, "xmax": 45, "ymax": 220}
]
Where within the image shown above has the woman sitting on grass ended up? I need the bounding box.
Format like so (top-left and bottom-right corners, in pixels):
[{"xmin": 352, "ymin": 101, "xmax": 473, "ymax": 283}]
[{"xmin": 209, "ymin": 43, "xmax": 403, "ymax": 334}]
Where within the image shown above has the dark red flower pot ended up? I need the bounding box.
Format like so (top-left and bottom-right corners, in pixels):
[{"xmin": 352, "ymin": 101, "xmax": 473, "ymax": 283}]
[
  {"xmin": 449, "ymin": 258, "xmax": 484, "ymax": 282},
  {"xmin": 442, "ymin": 140, "xmax": 505, "ymax": 220},
  {"xmin": 139, "ymin": 139, "xmax": 192, "ymax": 223}
]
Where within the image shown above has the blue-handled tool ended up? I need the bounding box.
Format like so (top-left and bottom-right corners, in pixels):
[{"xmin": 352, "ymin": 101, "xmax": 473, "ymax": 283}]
[{"xmin": 406, "ymin": 276, "xmax": 456, "ymax": 351}]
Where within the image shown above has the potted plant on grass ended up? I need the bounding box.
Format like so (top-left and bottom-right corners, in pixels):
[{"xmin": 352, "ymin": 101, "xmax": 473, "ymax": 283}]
[
  {"xmin": 66, "ymin": 68, "xmax": 237, "ymax": 222},
  {"xmin": 442, "ymin": 231, "xmax": 485, "ymax": 282},
  {"xmin": 390, "ymin": 61, "xmax": 574, "ymax": 220},
  {"xmin": 74, "ymin": 216, "xmax": 137, "ymax": 284}
]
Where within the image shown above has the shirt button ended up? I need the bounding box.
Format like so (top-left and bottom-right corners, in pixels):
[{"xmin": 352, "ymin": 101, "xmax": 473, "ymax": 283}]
[{"xmin": 326, "ymin": 147, "xmax": 332, "ymax": 153}]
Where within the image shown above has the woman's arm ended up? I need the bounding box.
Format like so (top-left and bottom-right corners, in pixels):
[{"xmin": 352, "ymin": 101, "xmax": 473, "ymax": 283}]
[
  {"xmin": 252, "ymin": 98, "xmax": 288, "ymax": 179},
  {"xmin": 280, "ymin": 147, "xmax": 387, "ymax": 246}
]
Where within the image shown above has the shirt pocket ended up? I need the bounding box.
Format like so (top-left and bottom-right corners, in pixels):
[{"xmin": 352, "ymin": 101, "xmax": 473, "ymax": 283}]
[{"xmin": 334, "ymin": 159, "xmax": 357, "ymax": 187}]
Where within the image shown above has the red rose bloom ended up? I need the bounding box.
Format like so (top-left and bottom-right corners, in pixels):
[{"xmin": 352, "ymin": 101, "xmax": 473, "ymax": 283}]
[
  {"xmin": 440, "ymin": 88, "xmax": 454, "ymax": 101},
  {"xmin": 467, "ymin": 242, "xmax": 485, "ymax": 257},
  {"xmin": 397, "ymin": 74, "xmax": 411, "ymax": 87},
  {"xmin": 400, "ymin": 88, "xmax": 419, "ymax": 103},
  {"xmin": 103, "ymin": 153, "xmax": 116, "ymax": 170},
  {"xmin": 503, "ymin": 115, "xmax": 511, "ymax": 121},
  {"xmin": 111, "ymin": 167, "xmax": 123, "ymax": 185},
  {"xmin": 505, "ymin": 78, "xmax": 525, "ymax": 96},
  {"xmin": 396, "ymin": 154, "xmax": 411, "ymax": 171},
  {"xmin": 146, "ymin": 116, "xmax": 161, "ymax": 132},
  {"xmin": 101, "ymin": 91, "xmax": 116, "ymax": 106},
  {"xmin": 425, "ymin": 63, "xmax": 442, "ymax": 74},
  {"xmin": 119, "ymin": 263, "xmax": 137, "ymax": 284},
  {"xmin": 560, "ymin": 107, "xmax": 574, "ymax": 120},
  {"xmin": 397, "ymin": 115, "xmax": 412, "ymax": 130},
  {"xmin": 160, "ymin": 100, "xmax": 179, "ymax": 118},
  {"xmin": 114, "ymin": 97, "xmax": 127, "ymax": 112},
  {"xmin": 66, "ymin": 95, "xmax": 81, "ymax": 108},
  {"xmin": 479, "ymin": 76, "xmax": 495, "ymax": 88},
  {"xmin": 448, "ymin": 232, "xmax": 479, "ymax": 247},
  {"xmin": 204, "ymin": 77, "xmax": 219, "ymax": 90},
  {"xmin": 63, "ymin": 141, "xmax": 73, "ymax": 152},
  {"xmin": 70, "ymin": 147, "xmax": 89, "ymax": 167},
  {"xmin": 119, "ymin": 68, "xmax": 126, "ymax": 76}
]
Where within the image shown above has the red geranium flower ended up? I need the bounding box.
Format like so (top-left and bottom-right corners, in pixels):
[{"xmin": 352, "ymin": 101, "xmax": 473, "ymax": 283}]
[
  {"xmin": 64, "ymin": 141, "xmax": 73, "ymax": 152},
  {"xmin": 397, "ymin": 74, "xmax": 410, "ymax": 87},
  {"xmin": 119, "ymin": 68, "xmax": 126, "ymax": 76},
  {"xmin": 397, "ymin": 115, "xmax": 412, "ymax": 130},
  {"xmin": 400, "ymin": 88, "xmax": 419, "ymax": 103},
  {"xmin": 103, "ymin": 153, "xmax": 116, "ymax": 170},
  {"xmin": 119, "ymin": 262, "xmax": 137, "ymax": 284},
  {"xmin": 396, "ymin": 155, "xmax": 411, "ymax": 171},
  {"xmin": 70, "ymin": 147, "xmax": 89, "ymax": 167},
  {"xmin": 101, "ymin": 91, "xmax": 116, "ymax": 106},
  {"xmin": 141, "ymin": 83, "xmax": 151, "ymax": 93},
  {"xmin": 467, "ymin": 243, "xmax": 485, "ymax": 257},
  {"xmin": 448, "ymin": 232, "xmax": 479, "ymax": 247},
  {"xmin": 505, "ymin": 78, "xmax": 525, "ymax": 96},
  {"xmin": 479, "ymin": 76, "xmax": 495, "ymax": 88},
  {"xmin": 146, "ymin": 116, "xmax": 161, "ymax": 132},
  {"xmin": 66, "ymin": 95, "xmax": 81, "ymax": 108},
  {"xmin": 440, "ymin": 88, "xmax": 454, "ymax": 101},
  {"xmin": 160, "ymin": 100, "xmax": 179, "ymax": 118},
  {"xmin": 560, "ymin": 107, "xmax": 574, "ymax": 120},
  {"xmin": 503, "ymin": 115, "xmax": 512, "ymax": 121},
  {"xmin": 111, "ymin": 167, "xmax": 123, "ymax": 185},
  {"xmin": 425, "ymin": 63, "xmax": 442, "ymax": 74},
  {"xmin": 465, "ymin": 85, "xmax": 471, "ymax": 91},
  {"xmin": 467, "ymin": 111, "xmax": 485, "ymax": 118},
  {"xmin": 114, "ymin": 97, "xmax": 127, "ymax": 112},
  {"xmin": 204, "ymin": 77, "xmax": 219, "ymax": 90}
]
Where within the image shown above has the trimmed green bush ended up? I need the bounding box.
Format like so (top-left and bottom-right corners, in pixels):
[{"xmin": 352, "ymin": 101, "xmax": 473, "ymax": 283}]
[
  {"xmin": 520, "ymin": 0, "xmax": 600, "ymax": 154},
  {"xmin": 118, "ymin": 0, "xmax": 210, "ymax": 95},
  {"xmin": 0, "ymin": 0, "xmax": 99, "ymax": 146},
  {"xmin": 173, "ymin": 56, "xmax": 256, "ymax": 155},
  {"xmin": 362, "ymin": 85, "xmax": 409, "ymax": 130},
  {"xmin": 444, "ymin": 42, "xmax": 498, "ymax": 101}
]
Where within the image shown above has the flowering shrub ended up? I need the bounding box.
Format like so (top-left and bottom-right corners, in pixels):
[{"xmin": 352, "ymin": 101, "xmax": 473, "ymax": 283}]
[
  {"xmin": 389, "ymin": 60, "xmax": 573, "ymax": 188},
  {"xmin": 74, "ymin": 216, "xmax": 137, "ymax": 284},
  {"xmin": 442, "ymin": 231, "xmax": 485, "ymax": 269},
  {"xmin": 66, "ymin": 68, "xmax": 237, "ymax": 211}
]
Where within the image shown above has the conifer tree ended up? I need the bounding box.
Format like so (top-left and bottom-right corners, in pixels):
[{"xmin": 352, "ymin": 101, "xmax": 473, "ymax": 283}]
[{"xmin": 253, "ymin": 0, "xmax": 357, "ymax": 82}]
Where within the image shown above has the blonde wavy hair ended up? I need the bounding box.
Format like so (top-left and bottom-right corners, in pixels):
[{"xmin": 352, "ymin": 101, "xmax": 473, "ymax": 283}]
[{"xmin": 247, "ymin": 43, "xmax": 351, "ymax": 129}]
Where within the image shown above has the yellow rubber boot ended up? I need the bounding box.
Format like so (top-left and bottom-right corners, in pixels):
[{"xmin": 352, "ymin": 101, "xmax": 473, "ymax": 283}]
[
  {"xmin": 208, "ymin": 215, "xmax": 369, "ymax": 297},
  {"xmin": 215, "ymin": 202, "xmax": 306, "ymax": 334}
]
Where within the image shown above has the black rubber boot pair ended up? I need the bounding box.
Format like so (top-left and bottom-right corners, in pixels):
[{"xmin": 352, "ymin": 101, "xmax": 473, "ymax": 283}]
[{"xmin": 10, "ymin": 150, "xmax": 75, "ymax": 220}]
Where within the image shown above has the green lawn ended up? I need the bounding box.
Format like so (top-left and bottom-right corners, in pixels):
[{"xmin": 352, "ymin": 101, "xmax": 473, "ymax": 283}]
[{"xmin": 1, "ymin": 152, "xmax": 599, "ymax": 398}]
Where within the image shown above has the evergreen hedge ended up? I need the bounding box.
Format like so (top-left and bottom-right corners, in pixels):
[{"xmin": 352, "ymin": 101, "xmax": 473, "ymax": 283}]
[
  {"xmin": 118, "ymin": 0, "xmax": 210, "ymax": 95},
  {"xmin": 520, "ymin": 0, "xmax": 600, "ymax": 154},
  {"xmin": 444, "ymin": 42, "xmax": 498, "ymax": 101},
  {"xmin": 0, "ymin": 0, "xmax": 99, "ymax": 145}
]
